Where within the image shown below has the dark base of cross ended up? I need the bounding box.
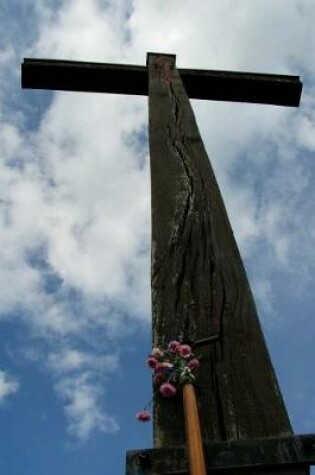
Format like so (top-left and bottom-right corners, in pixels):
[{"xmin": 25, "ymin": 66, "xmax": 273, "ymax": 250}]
[
  {"xmin": 21, "ymin": 53, "xmax": 313, "ymax": 475},
  {"xmin": 126, "ymin": 434, "xmax": 315, "ymax": 474}
]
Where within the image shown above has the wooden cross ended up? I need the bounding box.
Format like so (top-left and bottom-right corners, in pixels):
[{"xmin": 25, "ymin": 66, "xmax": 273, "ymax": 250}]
[{"xmin": 22, "ymin": 54, "xmax": 314, "ymax": 475}]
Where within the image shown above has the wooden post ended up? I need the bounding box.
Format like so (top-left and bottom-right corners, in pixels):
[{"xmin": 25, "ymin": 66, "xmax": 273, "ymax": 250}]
[
  {"xmin": 183, "ymin": 384, "xmax": 206, "ymax": 475},
  {"xmin": 147, "ymin": 52, "xmax": 292, "ymax": 448}
]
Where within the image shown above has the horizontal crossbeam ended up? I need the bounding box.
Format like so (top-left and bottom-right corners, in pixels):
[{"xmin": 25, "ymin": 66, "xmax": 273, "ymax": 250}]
[
  {"xmin": 126, "ymin": 434, "xmax": 315, "ymax": 474},
  {"xmin": 22, "ymin": 58, "xmax": 302, "ymax": 106}
]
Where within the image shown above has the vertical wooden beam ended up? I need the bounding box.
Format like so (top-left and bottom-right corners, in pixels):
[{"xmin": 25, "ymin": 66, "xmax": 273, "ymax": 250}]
[{"xmin": 148, "ymin": 52, "xmax": 292, "ymax": 448}]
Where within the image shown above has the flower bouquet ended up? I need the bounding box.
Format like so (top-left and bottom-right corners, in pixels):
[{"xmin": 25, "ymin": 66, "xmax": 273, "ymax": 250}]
[{"xmin": 136, "ymin": 340, "xmax": 200, "ymax": 422}]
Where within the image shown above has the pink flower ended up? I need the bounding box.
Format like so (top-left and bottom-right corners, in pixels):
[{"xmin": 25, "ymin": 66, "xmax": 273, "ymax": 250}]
[
  {"xmin": 146, "ymin": 356, "xmax": 158, "ymax": 369},
  {"xmin": 154, "ymin": 362, "xmax": 165, "ymax": 372},
  {"xmin": 177, "ymin": 344, "xmax": 192, "ymax": 359},
  {"xmin": 187, "ymin": 358, "xmax": 200, "ymax": 369},
  {"xmin": 151, "ymin": 347, "xmax": 164, "ymax": 358},
  {"xmin": 161, "ymin": 362, "xmax": 174, "ymax": 369},
  {"xmin": 160, "ymin": 382, "xmax": 177, "ymax": 397},
  {"xmin": 154, "ymin": 362, "xmax": 174, "ymax": 375},
  {"xmin": 168, "ymin": 340, "xmax": 181, "ymax": 353},
  {"xmin": 136, "ymin": 410, "xmax": 151, "ymax": 422},
  {"xmin": 153, "ymin": 372, "xmax": 166, "ymax": 386}
]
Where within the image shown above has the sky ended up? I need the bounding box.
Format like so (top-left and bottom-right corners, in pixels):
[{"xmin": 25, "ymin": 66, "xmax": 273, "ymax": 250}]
[{"xmin": 0, "ymin": 0, "xmax": 314, "ymax": 474}]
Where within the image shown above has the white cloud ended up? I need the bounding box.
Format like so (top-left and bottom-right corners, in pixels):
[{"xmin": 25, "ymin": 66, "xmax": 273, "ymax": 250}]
[
  {"xmin": 48, "ymin": 348, "xmax": 119, "ymax": 439},
  {"xmin": 31, "ymin": 0, "xmax": 131, "ymax": 62},
  {"xmin": 48, "ymin": 348, "xmax": 119, "ymax": 374},
  {"xmin": 0, "ymin": 370, "xmax": 19, "ymax": 405},
  {"xmin": 55, "ymin": 372, "xmax": 119, "ymax": 440}
]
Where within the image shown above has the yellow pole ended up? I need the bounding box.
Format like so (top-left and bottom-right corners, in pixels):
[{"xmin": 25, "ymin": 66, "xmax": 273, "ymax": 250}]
[{"xmin": 183, "ymin": 383, "xmax": 207, "ymax": 475}]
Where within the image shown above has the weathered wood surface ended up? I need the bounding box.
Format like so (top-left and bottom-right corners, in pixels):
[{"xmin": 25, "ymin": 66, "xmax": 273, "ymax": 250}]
[
  {"xmin": 148, "ymin": 53, "xmax": 292, "ymax": 448},
  {"xmin": 126, "ymin": 434, "xmax": 315, "ymax": 474},
  {"xmin": 21, "ymin": 58, "xmax": 303, "ymax": 106}
]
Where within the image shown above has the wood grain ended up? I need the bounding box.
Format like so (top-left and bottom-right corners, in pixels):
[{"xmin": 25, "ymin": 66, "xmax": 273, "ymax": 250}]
[{"xmin": 148, "ymin": 53, "xmax": 292, "ymax": 448}]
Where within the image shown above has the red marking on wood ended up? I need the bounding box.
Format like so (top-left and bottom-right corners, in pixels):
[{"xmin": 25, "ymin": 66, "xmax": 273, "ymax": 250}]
[{"xmin": 156, "ymin": 56, "xmax": 174, "ymax": 83}]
